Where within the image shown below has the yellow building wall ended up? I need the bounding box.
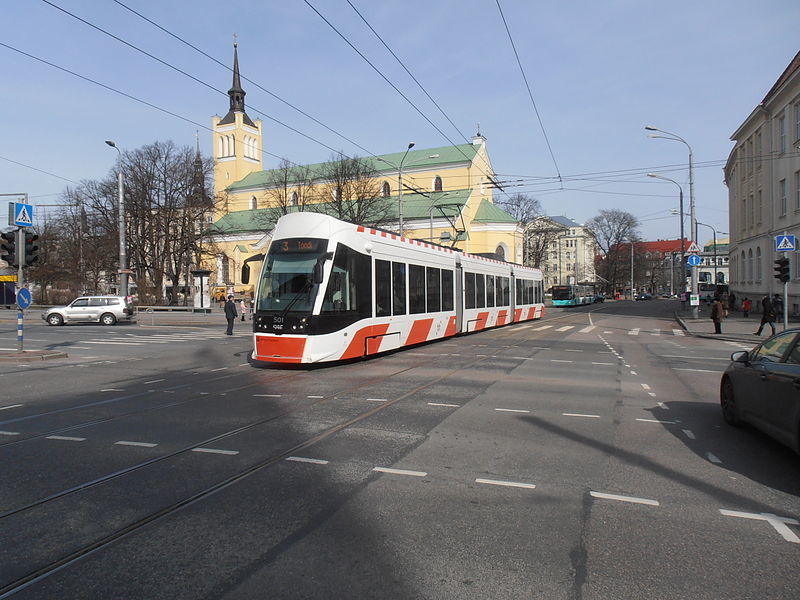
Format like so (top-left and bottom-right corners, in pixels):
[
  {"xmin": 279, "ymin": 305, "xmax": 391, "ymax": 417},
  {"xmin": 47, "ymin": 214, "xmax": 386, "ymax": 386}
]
[{"xmin": 212, "ymin": 112, "xmax": 263, "ymax": 217}]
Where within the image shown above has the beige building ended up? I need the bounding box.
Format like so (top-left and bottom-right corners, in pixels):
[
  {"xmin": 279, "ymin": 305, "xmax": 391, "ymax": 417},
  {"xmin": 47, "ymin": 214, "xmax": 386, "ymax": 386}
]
[
  {"xmin": 534, "ymin": 216, "xmax": 598, "ymax": 287},
  {"xmin": 725, "ymin": 50, "xmax": 800, "ymax": 314}
]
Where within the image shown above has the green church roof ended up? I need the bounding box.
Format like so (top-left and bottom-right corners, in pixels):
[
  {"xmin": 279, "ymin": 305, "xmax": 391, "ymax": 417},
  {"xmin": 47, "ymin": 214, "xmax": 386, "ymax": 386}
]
[
  {"xmin": 471, "ymin": 198, "xmax": 517, "ymax": 223},
  {"xmin": 226, "ymin": 143, "xmax": 480, "ymax": 192}
]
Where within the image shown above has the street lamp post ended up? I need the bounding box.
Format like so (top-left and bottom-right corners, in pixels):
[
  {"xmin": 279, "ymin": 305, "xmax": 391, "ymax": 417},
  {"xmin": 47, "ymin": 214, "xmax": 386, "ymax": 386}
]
[
  {"xmin": 647, "ymin": 173, "xmax": 685, "ymax": 295},
  {"xmin": 646, "ymin": 126, "xmax": 697, "ymax": 317},
  {"xmin": 398, "ymin": 142, "xmax": 415, "ymax": 237},
  {"xmin": 630, "ymin": 240, "xmax": 635, "ymax": 299},
  {"xmin": 105, "ymin": 140, "xmax": 128, "ymax": 298}
]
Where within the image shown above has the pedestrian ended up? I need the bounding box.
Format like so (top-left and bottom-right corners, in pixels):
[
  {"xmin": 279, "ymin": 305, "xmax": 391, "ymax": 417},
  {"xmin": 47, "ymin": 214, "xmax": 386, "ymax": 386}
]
[
  {"xmin": 224, "ymin": 294, "xmax": 238, "ymax": 335},
  {"xmin": 773, "ymin": 293, "xmax": 784, "ymax": 321},
  {"xmin": 755, "ymin": 295, "xmax": 776, "ymax": 336},
  {"xmin": 742, "ymin": 297, "xmax": 752, "ymax": 318},
  {"xmin": 710, "ymin": 296, "xmax": 726, "ymax": 334},
  {"xmin": 239, "ymin": 298, "xmax": 247, "ymax": 322},
  {"xmin": 728, "ymin": 292, "xmax": 736, "ymax": 312}
]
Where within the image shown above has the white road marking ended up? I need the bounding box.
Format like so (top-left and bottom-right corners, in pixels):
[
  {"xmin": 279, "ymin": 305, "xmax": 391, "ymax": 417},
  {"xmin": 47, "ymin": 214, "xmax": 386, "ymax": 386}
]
[
  {"xmin": 373, "ymin": 467, "xmax": 427, "ymax": 477},
  {"xmin": 628, "ymin": 328, "xmax": 640, "ymax": 336},
  {"xmin": 0, "ymin": 404, "xmax": 23, "ymax": 411},
  {"xmin": 630, "ymin": 371, "xmax": 638, "ymax": 375},
  {"xmin": 641, "ymin": 384, "xmax": 651, "ymax": 390},
  {"xmin": 564, "ymin": 349, "xmax": 583, "ymax": 353},
  {"xmin": 648, "ymin": 392, "xmax": 657, "ymax": 397},
  {"xmin": 636, "ymin": 418, "xmax": 676, "ymax": 425},
  {"xmin": 0, "ymin": 431, "xmax": 20, "ymax": 436},
  {"xmin": 579, "ymin": 326, "xmax": 596, "ymax": 333},
  {"xmin": 657, "ymin": 402, "xmax": 668, "ymax": 410},
  {"xmin": 366, "ymin": 398, "xmax": 387, "ymax": 402},
  {"xmin": 495, "ymin": 408, "xmax": 530, "ymax": 413},
  {"xmin": 428, "ymin": 402, "xmax": 460, "ymax": 408},
  {"xmin": 84, "ymin": 341, "xmax": 145, "ymax": 346},
  {"xmin": 563, "ymin": 413, "xmax": 601, "ymax": 419},
  {"xmin": 307, "ymin": 395, "xmax": 324, "ymax": 399},
  {"xmin": 590, "ymin": 491, "xmax": 659, "ymax": 506},
  {"xmin": 100, "ymin": 389, "xmax": 124, "ymax": 392},
  {"xmin": 719, "ymin": 510, "xmax": 800, "ymax": 543},
  {"xmin": 533, "ymin": 325, "xmax": 553, "ymax": 330},
  {"xmin": 286, "ymin": 456, "xmax": 329, "ymax": 465},
  {"xmin": 604, "ymin": 331, "xmax": 613, "ymax": 333},
  {"xmin": 706, "ymin": 452, "xmax": 722, "ymax": 464},
  {"xmin": 192, "ymin": 448, "xmax": 239, "ymax": 456},
  {"xmin": 551, "ymin": 359, "xmax": 573, "ymax": 363},
  {"xmin": 662, "ymin": 355, "xmax": 730, "ymax": 361},
  {"xmin": 651, "ymin": 329, "xmax": 661, "ymax": 336},
  {"xmin": 592, "ymin": 362, "xmax": 614, "ymax": 365},
  {"xmin": 673, "ymin": 329, "xmax": 685, "ymax": 336},
  {"xmin": 46, "ymin": 435, "xmax": 86, "ymax": 442},
  {"xmin": 210, "ymin": 367, "xmax": 228, "ymax": 372},
  {"xmin": 115, "ymin": 440, "xmax": 158, "ymax": 448},
  {"xmin": 254, "ymin": 394, "xmax": 282, "ymax": 397},
  {"xmin": 682, "ymin": 429, "xmax": 696, "ymax": 439},
  {"xmin": 144, "ymin": 379, "xmax": 165, "ymax": 385},
  {"xmin": 556, "ymin": 326, "xmax": 574, "ymax": 332},
  {"xmin": 674, "ymin": 368, "xmax": 719, "ymax": 373},
  {"xmin": 475, "ymin": 478, "xmax": 536, "ymax": 490}
]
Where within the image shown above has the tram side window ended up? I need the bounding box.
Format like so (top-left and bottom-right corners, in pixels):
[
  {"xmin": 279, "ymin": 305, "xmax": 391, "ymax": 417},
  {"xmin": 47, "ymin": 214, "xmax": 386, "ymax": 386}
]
[
  {"xmin": 375, "ymin": 259, "xmax": 391, "ymax": 317},
  {"xmin": 495, "ymin": 276, "xmax": 504, "ymax": 306},
  {"xmin": 441, "ymin": 269, "xmax": 454, "ymax": 311},
  {"xmin": 392, "ymin": 262, "xmax": 406, "ymax": 315},
  {"xmin": 465, "ymin": 272, "xmax": 476, "ymax": 309},
  {"xmin": 535, "ymin": 281, "xmax": 543, "ymax": 304},
  {"xmin": 526, "ymin": 281, "xmax": 534, "ymax": 304},
  {"xmin": 426, "ymin": 267, "xmax": 441, "ymax": 312},
  {"xmin": 486, "ymin": 275, "xmax": 495, "ymax": 307},
  {"xmin": 321, "ymin": 243, "xmax": 372, "ymax": 319},
  {"xmin": 515, "ymin": 279, "xmax": 523, "ymax": 304},
  {"xmin": 476, "ymin": 274, "xmax": 486, "ymax": 308},
  {"xmin": 409, "ymin": 264, "xmax": 426, "ymax": 314},
  {"xmin": 502, "ymin": 277, "xmax": 510, "ymax": 305}
]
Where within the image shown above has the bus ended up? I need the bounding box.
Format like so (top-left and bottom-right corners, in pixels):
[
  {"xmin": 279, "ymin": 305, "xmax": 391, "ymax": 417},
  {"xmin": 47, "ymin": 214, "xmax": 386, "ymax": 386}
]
[{"xmin": 550, "ymin": 284, "xmax": 594, "ymax": 307}]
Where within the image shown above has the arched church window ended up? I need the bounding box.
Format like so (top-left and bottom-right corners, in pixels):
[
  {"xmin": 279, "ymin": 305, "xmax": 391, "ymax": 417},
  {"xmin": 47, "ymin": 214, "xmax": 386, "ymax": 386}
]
[
  {"xmin": 433, "ymin": 176, "xmax": 443, "ymax": 192},
  {"xmin": 249, "ymin": 195, "xmax": 257, "ymax": 210},
  {"xmin": 381, "ymin": 181, "xmax": 391, "ymax": 197},
  {"xmin": 291, "ymin": 191, "xmax": 299, "ymax": 206}
]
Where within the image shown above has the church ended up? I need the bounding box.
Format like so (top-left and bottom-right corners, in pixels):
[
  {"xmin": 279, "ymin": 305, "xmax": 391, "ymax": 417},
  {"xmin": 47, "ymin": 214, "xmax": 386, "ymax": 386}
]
[{"xmin": 204, "ymin": 45, "xmax": 523, "ymax": 299}]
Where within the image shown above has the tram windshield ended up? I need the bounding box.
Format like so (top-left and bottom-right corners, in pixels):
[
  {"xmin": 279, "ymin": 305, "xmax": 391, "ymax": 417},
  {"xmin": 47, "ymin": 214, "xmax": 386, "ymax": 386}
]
[{"xmin": 256, "ymin": 238, "xmax": 327, "ymax": 313}]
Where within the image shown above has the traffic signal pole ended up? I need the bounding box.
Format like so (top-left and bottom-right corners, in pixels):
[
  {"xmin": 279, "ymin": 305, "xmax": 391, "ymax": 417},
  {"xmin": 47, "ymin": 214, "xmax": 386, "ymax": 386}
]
[
  {"xmin": 16, "ymin": 227, "xmax": 24, "ymax": 352},
  {"xmin": 783, "ymin": 252, "xmax": 789, "ymax": 330}
]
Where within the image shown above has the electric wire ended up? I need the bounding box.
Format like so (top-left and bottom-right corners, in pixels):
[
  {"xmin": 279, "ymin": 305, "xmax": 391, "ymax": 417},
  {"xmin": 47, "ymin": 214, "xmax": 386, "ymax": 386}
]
[{"xmin": 0, "ymin": 153, "xmax": 80, "ymax": 185}]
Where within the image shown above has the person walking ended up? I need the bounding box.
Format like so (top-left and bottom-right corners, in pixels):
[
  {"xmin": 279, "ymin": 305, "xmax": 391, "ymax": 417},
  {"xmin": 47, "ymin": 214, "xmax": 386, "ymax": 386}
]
[
  {"xmin": 755, "ymin": 294, "xmax": 776, "ymax": 336},
  {"xmin": 710, "ymin": 296, "xmax": 726, "ymax": 334},
  {"xmin": 239, "ymin": 298, "xmax": 247, "ymax": 322},
  {"xmin": 742, "ymin": 297, "xmax": 752, "ymax": 318},
  {"xmin": 728, "ymin": 292, "xmax": 736, "ymax": 312},
  {"xmin": 224, "ymin": 294, "xmax": 238, "ymax": 335}
]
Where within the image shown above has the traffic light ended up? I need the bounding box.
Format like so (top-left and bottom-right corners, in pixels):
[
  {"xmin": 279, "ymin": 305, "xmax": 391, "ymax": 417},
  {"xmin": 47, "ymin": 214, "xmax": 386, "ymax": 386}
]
[
  {"xmin": 23, "ymin": 232, "xmax": 39, "ymax": 266},
  {"xmin": 0, "ymin": 231, "xmax": 17, "ymax": 267},
  {"xmin": 774, "ymin": 256, "xmax": 790, "ymax": 283}
]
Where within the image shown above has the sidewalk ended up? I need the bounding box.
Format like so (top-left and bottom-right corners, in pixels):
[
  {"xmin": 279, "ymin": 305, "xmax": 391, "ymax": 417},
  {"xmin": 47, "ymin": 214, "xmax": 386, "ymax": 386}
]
[{"xmin": 675, "ymin": 305, "xmax": 794, "ymax": 344}]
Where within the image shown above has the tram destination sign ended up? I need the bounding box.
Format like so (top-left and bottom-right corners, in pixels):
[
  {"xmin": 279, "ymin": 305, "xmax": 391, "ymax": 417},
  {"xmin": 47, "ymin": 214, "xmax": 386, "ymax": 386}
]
[{"xmin": 273, "ymin": 238, "xmax": 325, "ymax": 253}]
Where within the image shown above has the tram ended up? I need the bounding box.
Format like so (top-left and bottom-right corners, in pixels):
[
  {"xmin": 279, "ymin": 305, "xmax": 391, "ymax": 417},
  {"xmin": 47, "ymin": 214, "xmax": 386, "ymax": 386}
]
[
  {"xmin": 550, "ymin": 284, "xmax": 595, "ymax": 307},
  {"xmin": 242, "ymin": 213, "xmax": 545, "ymax": 364}
]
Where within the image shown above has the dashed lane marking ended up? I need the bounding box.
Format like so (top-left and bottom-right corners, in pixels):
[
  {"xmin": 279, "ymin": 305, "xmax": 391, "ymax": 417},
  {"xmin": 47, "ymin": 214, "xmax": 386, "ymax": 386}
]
[
  {"xmin": 563, "ymin": 413, "xmax": 601, "ymax": 419},
  {"xmin": 115, "ymin": 441, "xmax": 158, "ymax": 448},
  {"xmin": 674, "ymin": 368, "xmax": 719, "ymax": 373},
  {"xmin": 706, "ymin": 452, "xmax": 722, "ymax": 464},
  {"xmin": 551, "ymin": 359, "xmax": 573, "ymax": 363},
  {"xmin": 641, "ymin": 384, "xmax": 651, "ymax": 390},
  {"xmin": 592, "ymin": 362, "xmax": 614, "ymax": 365},
  {"xmin": 628, "ymin": 328, "xmax": 640, "ymax": 336},
  {"xmin": 210, "ymin": 367, "xmax": 228, "ymax": 372},
  {"xmin": 192, "ymin": 447, "xmax": 240, "ymax": 456},
  {"xmin": 286, "ymin": 456, "xmax": 329, "ymax": 465},
  {"xmin": 657, "ymin": 402, "xmax": 668, "ymax": 410},
  {"xmin": 143, "ymin": 379, "xmax": 165, "ymax": 385},
  {"xmin": 254, "ymin": 394, "xmax": 282, "ymax": 398},
  {"xmin": 366, "ymin": 398, "xmax": 387, "ymax": 402},
  {"xmin": 495, "ymin": 408, "xmax": 530, "ymax": 414},
  {"xmin": 428, "ymin": 402, "xmax": 460, "ymax": 408},
  {"xmin": 682, "ymin": 429, "xmax": 696, "ymax": 439},
  {"xmin": 719, "ymin": 510, "xmax": 800, "ymax": 544},
  {"xmin": 373, "ymin": 467, "xmax": 427, "ymax": 477},
  {"xmin": 0, "ymin": 404, "xmax": 23, "ymax": 411},
  {"xmin": 636, "ymin": 418, "xmax": 677, "ymax": 425},
  {"xmin": 100, "ymin": 389, "xmax": 124, "ymax": 392},
  {"xmin": 307, "ymin": 395, "xmax": 324, "ymax": 399},
  {"xmin": 475, "ymin": 478, "xmax": 536, "ymax": 490},
  {"xmin": 590, "ymin": 491, "xmax": 659, "ymax": 506},
  {"xmin": 0, "ymin": 431, "xmax": 20, "ymax": 436},
  {"xmin": 46, "ymin": 436, "xmax": 86, "ymax": 442}
]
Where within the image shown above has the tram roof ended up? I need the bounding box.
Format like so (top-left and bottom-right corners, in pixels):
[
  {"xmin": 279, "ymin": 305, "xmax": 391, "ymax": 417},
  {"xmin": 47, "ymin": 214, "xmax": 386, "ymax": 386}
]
[{"xmin": 226, "ymin": 144, "xmax": 480, "ymax": 192}]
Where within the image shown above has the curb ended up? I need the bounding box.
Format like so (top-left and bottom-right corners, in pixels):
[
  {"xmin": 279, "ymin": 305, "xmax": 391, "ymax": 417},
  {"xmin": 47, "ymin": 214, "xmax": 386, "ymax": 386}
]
[
  {"xmin": 673, "ymin": 311, "xmax": 759, "ymax": 344},
  {"xmin": 0, "ymin": 350, "xmax": 68, "ymax": 362}
]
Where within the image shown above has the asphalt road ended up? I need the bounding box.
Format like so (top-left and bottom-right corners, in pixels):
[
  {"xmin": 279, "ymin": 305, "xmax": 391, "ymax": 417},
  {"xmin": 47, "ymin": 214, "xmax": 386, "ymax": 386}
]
[{"xmin": 0, "ymin": 300, "xmax": 797, "ymax": 599}]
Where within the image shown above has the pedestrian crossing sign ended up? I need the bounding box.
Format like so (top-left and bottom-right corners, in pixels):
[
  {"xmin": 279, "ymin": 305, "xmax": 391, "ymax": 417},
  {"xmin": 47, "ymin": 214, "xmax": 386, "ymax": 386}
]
[
  {"xmin": 10, "ymin": 202, "xmax": 34, "ymax": 228},
  {"xmin": 686, "ymin": 241, "xmax": 701, "ymax": 253},
  {"xmin": 775, "ymin": 234, "xmax": 796, "ymax": 252}
]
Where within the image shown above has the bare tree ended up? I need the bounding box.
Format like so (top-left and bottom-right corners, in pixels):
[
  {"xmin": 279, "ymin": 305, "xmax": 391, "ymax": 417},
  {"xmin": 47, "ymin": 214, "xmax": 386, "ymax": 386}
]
[
  {"xmin": 524, "ymin": 217, "xmax": 569, "ymax": 268},
  {"xmin": 495, "ymin": 193, "xmax": 542, "ymax": 226},
  {"xmin": 317, "ymin": 152, "xmax": 391, "ymax": 227},
  {"xmin": 585, "ymin": 209, "xmax": 640, "ymax": 294},
  {"xmin": 255, "ymin": 159, "xmax": 317, "ymax": 230}
]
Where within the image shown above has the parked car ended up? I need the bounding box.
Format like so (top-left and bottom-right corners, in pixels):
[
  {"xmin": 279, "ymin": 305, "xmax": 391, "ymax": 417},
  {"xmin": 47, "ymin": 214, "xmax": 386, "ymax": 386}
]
[
  {"xmin": 42, "ymin": 295, "xmax": 135, "ymax": 326},
  {"xmin": 635, "ymin": 293, "xmax": 653, "ymax": 301},
  {"xmin": 720, "ymin": 328, "xmax": 800, "ymax": 453},
  {"xmin": 593, "ymin": 293, "xmax": 605, "ymax": 303}
]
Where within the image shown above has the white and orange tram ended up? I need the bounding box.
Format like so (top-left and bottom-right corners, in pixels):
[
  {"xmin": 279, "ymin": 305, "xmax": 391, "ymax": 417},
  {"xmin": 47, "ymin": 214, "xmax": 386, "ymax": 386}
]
[{"xmin": 242, "ymin": 213, "xmax": 545, "ymax": 364}]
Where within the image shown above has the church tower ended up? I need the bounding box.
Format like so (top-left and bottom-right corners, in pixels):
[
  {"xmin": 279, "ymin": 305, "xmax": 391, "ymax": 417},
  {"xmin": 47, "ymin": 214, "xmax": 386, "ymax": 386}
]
[{"xmin": 212, "ymin": 42, "xmax": 263, "ymax": 212}]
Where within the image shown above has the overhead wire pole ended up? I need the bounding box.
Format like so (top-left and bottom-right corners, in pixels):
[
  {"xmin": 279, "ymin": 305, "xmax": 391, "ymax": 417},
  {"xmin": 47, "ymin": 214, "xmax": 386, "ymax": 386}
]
[{"xmin": 647, "ymin": 173, "xmax": 685, "ymax": 296}]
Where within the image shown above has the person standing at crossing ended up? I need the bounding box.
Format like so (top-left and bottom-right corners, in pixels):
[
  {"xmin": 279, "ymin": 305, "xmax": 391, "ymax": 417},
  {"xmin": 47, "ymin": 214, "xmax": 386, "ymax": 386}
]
[{"xmin": 224, "ymin": 294, "xmax": 238, "ymax": 335}]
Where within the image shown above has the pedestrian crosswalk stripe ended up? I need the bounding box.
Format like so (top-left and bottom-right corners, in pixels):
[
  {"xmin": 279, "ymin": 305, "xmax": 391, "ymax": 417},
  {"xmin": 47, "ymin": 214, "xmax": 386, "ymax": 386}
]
[
  {"xmin": 628, "ymin": 328, "xmax": 640, "ymax": 336},
  {"xmin": 651, "ymin": 329, "xmax": 660, "ymax": 336},
  {"xmin": 672, "ymin": 329, "xmax": 685, "ymax": 336},
  {"xmin": 579, "ymin": 326, "xmax": 596, "ymax": 333},
  {"xmin": 533, "ymin": 325, "xmax": 552, "ymax": 330},
  {"xmin": 555, "ymin": 325, "xmax": 574, "ymax": 332}
]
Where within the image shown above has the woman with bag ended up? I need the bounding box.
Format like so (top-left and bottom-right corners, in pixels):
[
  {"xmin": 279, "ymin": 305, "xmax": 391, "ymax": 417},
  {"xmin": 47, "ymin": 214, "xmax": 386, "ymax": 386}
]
[{"xmin": 710, "ymin": 296, "xmax": 726, "ymax": 334}]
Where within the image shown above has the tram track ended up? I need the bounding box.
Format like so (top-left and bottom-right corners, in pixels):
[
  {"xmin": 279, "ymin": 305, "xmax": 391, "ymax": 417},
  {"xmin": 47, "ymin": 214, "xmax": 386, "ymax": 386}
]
[{"xmin": 0, "ymin": 326, "xmax": 556, "ymax": 598}]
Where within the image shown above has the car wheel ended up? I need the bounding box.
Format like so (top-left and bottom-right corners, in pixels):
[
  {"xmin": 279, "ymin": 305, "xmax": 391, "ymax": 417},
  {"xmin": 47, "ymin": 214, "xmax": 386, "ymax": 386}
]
[
  {"xmin": 47, "ymin": 313, "xmax": 64, "ymax": 326},
  {"xmin": 720, "ymin": 377, "xmax": 740, "ymax": 426},
  {"xmin": 100, "ymin": 313, "xmax": 117, "ymax": 326}
]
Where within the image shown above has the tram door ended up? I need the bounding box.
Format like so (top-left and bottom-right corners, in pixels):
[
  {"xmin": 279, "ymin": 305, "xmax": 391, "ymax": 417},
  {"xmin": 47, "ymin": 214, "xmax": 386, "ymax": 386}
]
[
  {"xmin": 455, "ymin": 258, "xmax": 464, "ymax": 333},
  {"xmin": 509, "ymin": 273, "xmax": 517, "ymax": 322}
]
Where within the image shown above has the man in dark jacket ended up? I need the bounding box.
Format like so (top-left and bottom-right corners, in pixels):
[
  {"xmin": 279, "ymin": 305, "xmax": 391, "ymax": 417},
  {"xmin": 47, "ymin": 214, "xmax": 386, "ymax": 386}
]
[
  {"xmin": 710, "ymin": 296, "xmax": 726, "ymax": 334},
  {"xmin": 755, "ymin": 295, "xmax": 776, "ymax": 336},
  {"xmin": 224, "ymin": 294, "xmax": 238, "ymax": 335}
]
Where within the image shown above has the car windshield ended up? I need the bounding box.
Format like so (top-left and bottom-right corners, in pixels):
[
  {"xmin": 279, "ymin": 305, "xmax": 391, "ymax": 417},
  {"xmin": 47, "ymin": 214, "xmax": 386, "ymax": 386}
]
[
  {"xmin": 551, "ymin": 286, "xmax": 573, "ymax": 300},
  {"xmin": 256, "ymin": 238, "xmax": 327, "ymax": 313}
]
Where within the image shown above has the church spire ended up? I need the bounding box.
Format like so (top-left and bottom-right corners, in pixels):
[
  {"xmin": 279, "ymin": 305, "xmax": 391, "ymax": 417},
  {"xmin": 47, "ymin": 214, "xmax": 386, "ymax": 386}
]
[{"xmin": 219, "ymin": 40, "xmax": 254, "ymax": 126}]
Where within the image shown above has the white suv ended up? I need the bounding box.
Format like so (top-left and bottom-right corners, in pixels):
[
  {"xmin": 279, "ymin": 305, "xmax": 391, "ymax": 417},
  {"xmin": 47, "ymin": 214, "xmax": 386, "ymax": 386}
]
[{"xmin": 42, "ymin": 295, "xmax": 135, "ymax": 326}]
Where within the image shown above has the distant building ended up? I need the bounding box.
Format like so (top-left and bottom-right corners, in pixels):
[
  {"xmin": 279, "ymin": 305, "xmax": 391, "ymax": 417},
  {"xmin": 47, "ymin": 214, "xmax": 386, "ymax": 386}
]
[
  {"xmin": 725, "ymin": 50, "xmax": 800, "ymax": 314},
  {"xmin": 698, "ymin": 237, "xmax": 730, "ymax": 286},
  {"xmin": 535, "ymin": 216, "xmax": 598, "ymax": 287}
]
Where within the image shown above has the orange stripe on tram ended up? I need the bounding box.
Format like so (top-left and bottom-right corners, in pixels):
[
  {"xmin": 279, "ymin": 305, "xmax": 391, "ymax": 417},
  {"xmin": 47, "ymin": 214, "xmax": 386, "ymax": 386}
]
[
  {"xmin": 255, "ymin": 336, "xmax": 307, "ymax": 364},
  {"xmin": 405, "ymin": 318, "xmax": 434, "ymax": 346},
  {"xmin": 444, "ymin": 315, "xmax": 458, "ymax": 337},
  {"xmin": 340, "ymin": 324, "xmax": 391, "ymax": 360},
  {"xmin": 474, "ymin": 312, "xmax": 489, "ymax": 331}
]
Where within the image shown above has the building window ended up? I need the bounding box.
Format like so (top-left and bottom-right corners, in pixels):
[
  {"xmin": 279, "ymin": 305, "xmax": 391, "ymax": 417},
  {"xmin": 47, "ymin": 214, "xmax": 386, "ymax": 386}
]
[
  {"xmin": 495, "ymin": 245, "xmax": 505, "ymax": 260},
  {"xmin": 756, "ymin": 246, "xmax": 762, "ymax": 281},
  {"xmin": 750, "ymin": 194, "xmax": 754, "ymax": 226},
  {"xmin": 795, "ymin": 171, "xmax": 800, "ymax": 211},
  {"xmin": 780, "ymin": 179, "xmax": 787, "ymax": 216},
  {"xmin": 747, "ymin": 249, "xmax": 753, "ymax": 281},
  {"xmin": 756, "ymin": 130, "xmax": 762, "ymax": 169},
  {"xmin": 290, "ymin": 191, "xmax": 299, "ymax": 206},
  {"xmin": 433, "ymin": 176, "xmax": 443, "ymax": 192},
  {"xmin": 381, "ymin": 181, "xmax": 390, "ymax": 197},
  {"xmin": 758, "ymin": 190, "xmax": 763, "ymax": 223},
  {"xmin": 742, "ymin": 197, "xmax": 747, "ymax": 230},
  {"xmin": 249, "ymin": 195, "xmax": 257, "ymax": 210},
  {"xmin": 779, "ymin": 115, "xmax": 786, "ymax": 154},
  {"xmin": 795, "ymin": 101, "xmax": 800, "ymax": 142}
]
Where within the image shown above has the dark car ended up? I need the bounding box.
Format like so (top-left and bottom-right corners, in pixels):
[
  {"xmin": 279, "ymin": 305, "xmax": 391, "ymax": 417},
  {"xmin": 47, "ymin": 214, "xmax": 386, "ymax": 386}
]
[
  {"xmin": 720, "ymin": 328, "xmax": 800, "ymax": 453},
  {"xmin": 635, "ymin": 293, "xmax": 652, "ymax": 301},
  {"xmin": 593, "ymin": 293, "xmax": 605, "ymax": 303}
]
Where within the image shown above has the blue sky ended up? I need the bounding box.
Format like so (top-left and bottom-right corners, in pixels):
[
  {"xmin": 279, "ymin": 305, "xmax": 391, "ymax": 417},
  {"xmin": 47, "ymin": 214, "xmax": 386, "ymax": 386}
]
[{"xmin": 2, "ymin": 0, "xmax": 799, "ymax": 244}]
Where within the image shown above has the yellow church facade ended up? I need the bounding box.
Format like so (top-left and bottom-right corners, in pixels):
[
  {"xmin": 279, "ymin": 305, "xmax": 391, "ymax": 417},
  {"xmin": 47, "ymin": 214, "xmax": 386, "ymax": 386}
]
[{"xmin": 206, "ymin": 46, "xmax": 523, "ymax": 297}]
